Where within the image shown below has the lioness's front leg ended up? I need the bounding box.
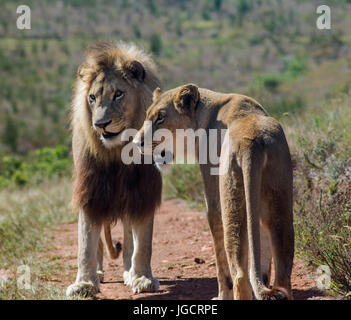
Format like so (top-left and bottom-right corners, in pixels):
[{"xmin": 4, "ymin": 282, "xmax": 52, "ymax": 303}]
[
  {"xmin": 124, "ymin": 214, "xmax": 159, "ymax": 294},
  {"xmin": 200, "ymin": 165, "xmax": 233, "ymax": 300},
  {"xmin": 66, "ymin": 209, "xmax": 101, "ymax": 297}
]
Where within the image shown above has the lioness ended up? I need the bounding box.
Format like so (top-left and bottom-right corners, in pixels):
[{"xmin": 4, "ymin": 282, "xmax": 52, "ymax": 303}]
[
  {"xmin": 134, "ymin": 84, "xmax": 294, "ymax": 300},
  {"xmin": 66, "ymin": 41, "xmax": 162, "ymax": 297}
]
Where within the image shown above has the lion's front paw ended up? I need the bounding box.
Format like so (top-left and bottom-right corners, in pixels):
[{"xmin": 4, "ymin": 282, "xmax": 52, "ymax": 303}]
[
  {"xmin": 123, "ymin": 270, "xmax": 132, "ymax": 286},
  {"xmin": 66, "ymin": 281, "xmax": 99, "ymax": 297},
  {"xmin": 131, "ymin": 275, "xmax": 160, "ymax": 294},
  {"xmin": 124, "ymin": 270, "xmax": 159, "ymax": 293}
]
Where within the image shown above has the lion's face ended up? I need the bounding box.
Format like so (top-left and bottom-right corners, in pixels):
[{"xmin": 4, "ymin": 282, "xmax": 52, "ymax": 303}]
[
  {"xmin": 87, "ymin": 67, "xmax": 146, "ymax": 149},
  {"xmin": 134, "ymin": 84, "xmax": 199, "ymax": 171}
]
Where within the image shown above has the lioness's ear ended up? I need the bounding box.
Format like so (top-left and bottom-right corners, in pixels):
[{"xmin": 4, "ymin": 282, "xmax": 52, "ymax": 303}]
[
  {"xmin": 174, "ymin": 84, "xmax": 199, "ymax": 114},
  {"xmin": 153, "ymin": 87, "xmax": 163, "ymax": 101},
  {"xmin": 122, "ymin": 60, "xmax": 145, "ymax": 82}
]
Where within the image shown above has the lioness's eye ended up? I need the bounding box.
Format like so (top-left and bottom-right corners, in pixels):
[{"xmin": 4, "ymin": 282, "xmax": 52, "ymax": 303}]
[
  {"xmin": 113, "ymin": 90, "xmax": 124, "ymax": 101},
  {"xmin": 155, "ymin": 113, "xmax": 165, "ymax": 125},
  {"xmin": 89, "ymin": 94, "xmax": 96, "ymax": 104}
]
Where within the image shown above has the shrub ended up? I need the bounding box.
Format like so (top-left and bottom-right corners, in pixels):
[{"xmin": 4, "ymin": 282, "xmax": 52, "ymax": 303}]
[
  {"xmin": 294, "ymin": 156, "xmax": 351, "ymax": 295},
  {"xmin": 0, "ymin": 146, "xmax": 72, "ymax": 189},
  {"xmin": 149, "ymin": 34, "xmax": 162, "ymax": 56},
  {"xmin": 163, "ymin": 164, "xmax": 204, "ymax": 208}
]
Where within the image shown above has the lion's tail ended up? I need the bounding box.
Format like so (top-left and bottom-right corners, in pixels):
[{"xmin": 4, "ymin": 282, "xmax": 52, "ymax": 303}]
[{"xmin": 104, "ymin": 223, "xmax": 122, "ymax": 259}]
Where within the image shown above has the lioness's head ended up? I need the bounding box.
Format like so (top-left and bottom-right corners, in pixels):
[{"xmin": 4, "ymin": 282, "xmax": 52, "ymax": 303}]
[
  {"xmin": 134, "ymin": 84, "xmax": 200, "ymax": 171},
  {"xmin": 72, "ymin": 41, "xmax": 160, "ymax": 155}
]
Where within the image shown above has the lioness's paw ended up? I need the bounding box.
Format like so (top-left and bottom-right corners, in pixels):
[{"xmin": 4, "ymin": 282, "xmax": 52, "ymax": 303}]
[
  {"xmin": 212, "ymin": 290, "xmax": 234, "ymax": 300},
  {"xmin": 131, "ymin": 276, "xmax": 159, "ymax": 294},
  {"xmin": 66, "ymin": 281, "xmax": 99, "ymax": 297}
]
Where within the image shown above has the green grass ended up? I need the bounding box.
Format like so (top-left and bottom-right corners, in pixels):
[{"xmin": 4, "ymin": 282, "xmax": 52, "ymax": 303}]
[{"xmin": 163, "ymin": 164, "xmax": 204, "ymax": 208}]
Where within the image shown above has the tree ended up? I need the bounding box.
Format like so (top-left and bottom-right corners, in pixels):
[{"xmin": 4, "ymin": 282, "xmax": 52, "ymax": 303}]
[
  {"xmin": 236, "ymin": 0, "xmax": 251, "ymax": 26},
  {"xmin": 149, "ymin": 34, "xmax": 162, "ymax": 56}
]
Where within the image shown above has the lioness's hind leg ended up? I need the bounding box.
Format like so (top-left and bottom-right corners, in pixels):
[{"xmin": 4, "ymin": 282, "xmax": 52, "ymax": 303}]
[
  {"xmin": 265, "ymin": 192, "xmax": 294, "ymax": 299},
  {"xmin": 260, "ymin": 225, "xmax": 272, "ymax": 287},
  {"xmin": 220, "ymin": 169, "xmax": 252, "ymax": 300},
  {"xmin": 208, "ymin": 209, "xmax": 233, "ymax": 300}
]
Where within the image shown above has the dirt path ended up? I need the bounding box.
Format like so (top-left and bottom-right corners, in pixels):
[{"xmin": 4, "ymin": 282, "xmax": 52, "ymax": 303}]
[{"xmin": 51, "ymin": 199, "xmax": 333, "ymax": 300}]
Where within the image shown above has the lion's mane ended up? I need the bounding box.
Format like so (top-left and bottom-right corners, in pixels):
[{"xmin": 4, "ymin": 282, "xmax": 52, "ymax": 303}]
[{"xmin": 70, "ymin": 41, "xmax": 162, "ymax": 224}]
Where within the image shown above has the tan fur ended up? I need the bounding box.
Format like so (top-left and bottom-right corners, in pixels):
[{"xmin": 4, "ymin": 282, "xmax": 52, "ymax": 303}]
[
  {"xmin": 104, "ymin": 223, "xmax": 122, "ymax": 259},
  {"xmin": 136, "ymin": 84, "xmax": 294, "ymax": 300},
  {"xmin": 67, "ymin": 42, "xmax": 162, "ymax": 296}
]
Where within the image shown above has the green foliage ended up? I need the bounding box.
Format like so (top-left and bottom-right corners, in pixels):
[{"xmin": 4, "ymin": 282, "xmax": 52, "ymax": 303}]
[
  {"xmin": 214, "ymin": 0, "xmax": 222, "ymax": 11},
  {"xmin": 149, "ymin": 33, "xmax": 162, "ymax": 56},
  {"xmin": 283, "ymin": 56, "xmax": 307, "ymax": 81},
  {"xmin": 163, "ymin": 165, "xmax": 204, "ymax": 208},
  {"xmin": 290, "ymin": 96, "xmax": 351, "ymax": 296},
  {"xmin": 0, "ymin": 146, "xmax": 72, "ymax": 189},
  {"xmin": 2, "ymin": 115, "xmax": 19, "ymax": 152},
  {"xmin": 253, "ymin": 73, "xmax": 283, "ymax": 91},
  {"xmin": 252, "ymin": 56, "xmax": 307, "ymax": 93},
  {"xmin": 236, "ymin": 0, "xmax": 252, "ymax": 25}
]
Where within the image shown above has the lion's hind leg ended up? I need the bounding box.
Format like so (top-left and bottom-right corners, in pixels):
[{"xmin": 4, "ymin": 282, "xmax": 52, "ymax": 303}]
[{"xmin": 97, "ymin": 237, "xmax": 104, "ymax": 283}]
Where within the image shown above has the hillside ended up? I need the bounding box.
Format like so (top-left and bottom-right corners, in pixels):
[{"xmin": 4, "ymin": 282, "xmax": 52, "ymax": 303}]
[{"xmin": 0, "ymin": 0, "xmax": 351, "ymax": 153}]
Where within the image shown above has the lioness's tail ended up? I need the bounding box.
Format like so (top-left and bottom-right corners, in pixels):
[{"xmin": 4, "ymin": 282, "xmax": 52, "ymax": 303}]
[
  {"xmin": 242, "ymin": 146, "xmax": 288, "ymax": 300},
  {"xmin": 104, "ymin": 223, "xmax": 122, "ymax": 259}
]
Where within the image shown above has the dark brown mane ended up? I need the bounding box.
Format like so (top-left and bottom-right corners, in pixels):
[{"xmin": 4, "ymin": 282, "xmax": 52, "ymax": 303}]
[{"xmin": 72, "ymin": 151, "xmax": 162, "ymax": 225}]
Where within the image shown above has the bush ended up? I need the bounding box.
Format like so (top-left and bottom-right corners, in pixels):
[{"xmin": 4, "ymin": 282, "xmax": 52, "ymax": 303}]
[
  {"xmin": 294, "ymin": 156, "xmax": 351, "ymax": 295},
  {"xmin": 149, "ymin": 34, "xmax": 162, "ymax": 56},
  {"xmin": 163, "ymin": 164, "xmax": 204, "ymax": 208},
  {"xmin": 253, "ymin": 73, "xmax": 283, "ymax": 91},
  {"xmin": 0, "ymin": 146, "xmax": 72, "ymax": 189}
]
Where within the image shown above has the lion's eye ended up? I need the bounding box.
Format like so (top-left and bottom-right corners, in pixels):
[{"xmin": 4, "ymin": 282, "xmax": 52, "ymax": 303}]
[
  {"xmin": 89, "ymin": 94, "xmax": 96, "ymax": 104},
  {"xmin": 155, "ymin": 113, "xmax": 165, "ymax": 125},
  {"xmin": 113, "ymin": 90, "xmax": 124, "ymax": 101}
]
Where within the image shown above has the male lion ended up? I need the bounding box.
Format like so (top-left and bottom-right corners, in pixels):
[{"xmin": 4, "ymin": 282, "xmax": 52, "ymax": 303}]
[
  {"xmin": 66, "ymin": 41, "xmax": 162, "ymax": 297},
  {"xmin": 134, "ymin": 84, "xmax": 294, "ymax": 300}
]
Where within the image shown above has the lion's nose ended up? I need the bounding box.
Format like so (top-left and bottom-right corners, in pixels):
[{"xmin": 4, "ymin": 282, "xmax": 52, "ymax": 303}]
[{"xmin": 95, "ymin": 120, "xmax": 112, "ymax": 129}]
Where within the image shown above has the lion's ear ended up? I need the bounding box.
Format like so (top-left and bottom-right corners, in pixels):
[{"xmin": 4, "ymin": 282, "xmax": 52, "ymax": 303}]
[
  {"xmin": 174, "ymin": 84, "xmax": 199, "ymax": 114},
  {"xmin": 153, "ymin": 87, "xmax": 163, "ymax": 101},
  {"xmin": 122, "ymin": 60, "xmax": 145, "ymax": 82},
  {"xmin": 77, "ymin": 63, "xmax": 95, "ymax": 83}
]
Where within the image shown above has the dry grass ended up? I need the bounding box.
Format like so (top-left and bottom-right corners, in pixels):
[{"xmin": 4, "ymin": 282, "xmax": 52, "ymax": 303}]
[{"xmin": 0, "ymin": 177, "xmax": 76, "ymax": 299}]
